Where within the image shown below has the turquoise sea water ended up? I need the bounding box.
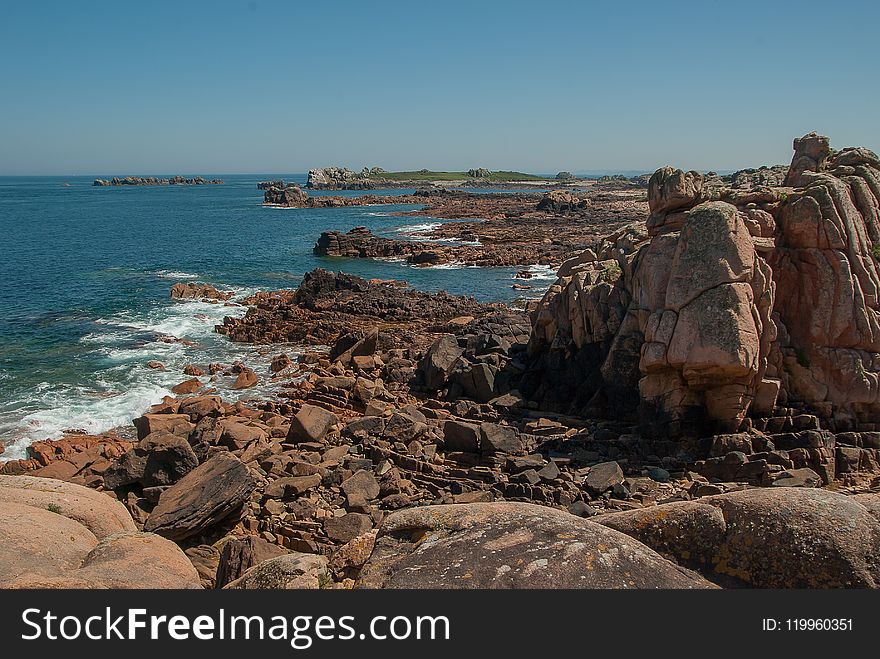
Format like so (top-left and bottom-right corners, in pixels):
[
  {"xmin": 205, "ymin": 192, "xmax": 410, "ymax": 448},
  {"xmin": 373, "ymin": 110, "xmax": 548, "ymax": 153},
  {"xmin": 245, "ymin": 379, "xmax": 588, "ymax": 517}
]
[{"xmin": 0, "ymin": 175, "xmax": 555, "ymax": 457}]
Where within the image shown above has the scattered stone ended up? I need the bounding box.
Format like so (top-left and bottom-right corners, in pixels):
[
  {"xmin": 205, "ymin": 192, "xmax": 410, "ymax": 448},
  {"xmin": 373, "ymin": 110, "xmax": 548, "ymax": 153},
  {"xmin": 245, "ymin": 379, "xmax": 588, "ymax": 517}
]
[{"xmin": 584, "ymin": 461, "xmax": 624, "ymax": 494}]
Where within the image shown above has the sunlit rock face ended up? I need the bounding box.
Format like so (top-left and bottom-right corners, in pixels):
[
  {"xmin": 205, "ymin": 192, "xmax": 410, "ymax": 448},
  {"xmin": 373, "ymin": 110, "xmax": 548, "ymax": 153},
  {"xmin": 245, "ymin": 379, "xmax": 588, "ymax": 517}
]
[{"xmin": 525, "ymin": 133, "xmax": 880, "ymax": 436}]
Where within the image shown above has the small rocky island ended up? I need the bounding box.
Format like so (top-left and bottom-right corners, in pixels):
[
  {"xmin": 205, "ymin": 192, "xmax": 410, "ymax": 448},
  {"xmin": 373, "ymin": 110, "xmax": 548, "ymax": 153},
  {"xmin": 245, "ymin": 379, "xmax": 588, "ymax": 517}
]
[
  {"xmin": 305, "ymin": 166, "xmax": 587, "ymax": 190},
  {"xmin": 93, "ymin": 176, "xmax": 224, "ymax": 186}
]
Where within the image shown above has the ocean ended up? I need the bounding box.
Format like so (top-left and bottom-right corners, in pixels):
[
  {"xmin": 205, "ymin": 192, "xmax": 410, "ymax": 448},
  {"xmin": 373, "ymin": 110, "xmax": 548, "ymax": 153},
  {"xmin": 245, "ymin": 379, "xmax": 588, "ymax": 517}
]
[{"xmin": 0, "ymin": 175, "xmax": 556, "ymax": 459}]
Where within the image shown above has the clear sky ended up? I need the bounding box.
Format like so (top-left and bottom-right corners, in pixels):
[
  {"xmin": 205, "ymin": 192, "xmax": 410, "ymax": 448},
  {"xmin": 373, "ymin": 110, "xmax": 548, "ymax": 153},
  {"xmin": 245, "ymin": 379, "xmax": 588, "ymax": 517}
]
[{"xmin": 1, "ymin": 0, "xmax": 878, "ymax": 175}]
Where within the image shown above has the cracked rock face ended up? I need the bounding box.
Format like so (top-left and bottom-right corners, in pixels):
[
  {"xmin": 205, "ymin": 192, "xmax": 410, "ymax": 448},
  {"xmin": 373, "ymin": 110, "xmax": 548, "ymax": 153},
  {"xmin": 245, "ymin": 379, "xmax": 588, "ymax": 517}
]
[{"xmin": 525, "ymin": 133, "xmax": 880, "ymax": 435}]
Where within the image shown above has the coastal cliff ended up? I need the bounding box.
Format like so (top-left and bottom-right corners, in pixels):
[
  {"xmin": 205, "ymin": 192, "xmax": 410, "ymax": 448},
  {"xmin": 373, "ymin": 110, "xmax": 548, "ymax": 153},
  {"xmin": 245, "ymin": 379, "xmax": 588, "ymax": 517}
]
[{"xmin": 524, "ymin": 133, "xmax": 880, "ymax": 442}]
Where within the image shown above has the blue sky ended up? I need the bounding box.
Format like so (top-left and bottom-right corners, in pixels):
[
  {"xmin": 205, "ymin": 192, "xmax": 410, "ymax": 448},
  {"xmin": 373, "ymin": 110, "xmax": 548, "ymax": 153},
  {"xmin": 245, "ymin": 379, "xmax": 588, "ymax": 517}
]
[{"xmin": 1, "ymin": 0, "xmax": 878, "ymax": 174}]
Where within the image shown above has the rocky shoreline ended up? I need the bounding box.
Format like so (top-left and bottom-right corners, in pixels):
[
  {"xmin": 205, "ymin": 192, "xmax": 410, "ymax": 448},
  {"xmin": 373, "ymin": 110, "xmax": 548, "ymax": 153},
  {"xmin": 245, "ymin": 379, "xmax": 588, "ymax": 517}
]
[
  {"xmin": 265, "ymin": 181, "xmax": 648, "ymax": 269},
  {"xmin": 3, "ymin": 133, "xmax": 880, "ymax": 590}
]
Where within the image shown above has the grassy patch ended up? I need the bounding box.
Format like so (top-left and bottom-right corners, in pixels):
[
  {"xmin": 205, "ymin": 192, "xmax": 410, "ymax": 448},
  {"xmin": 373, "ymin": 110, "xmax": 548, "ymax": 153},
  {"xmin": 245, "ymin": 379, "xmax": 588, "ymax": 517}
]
[{"xmin": 46, "ymin": 503, "xmax": 63, "ymax": 514}]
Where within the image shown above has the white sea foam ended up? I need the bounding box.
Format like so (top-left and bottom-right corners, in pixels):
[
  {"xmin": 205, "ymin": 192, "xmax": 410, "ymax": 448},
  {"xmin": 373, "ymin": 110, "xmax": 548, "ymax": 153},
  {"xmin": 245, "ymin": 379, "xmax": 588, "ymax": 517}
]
[
  {"xmin": 409, "ymin": 261, "xmax": 480, "ymax": 270},
  {"xmin": 1, "ymin": 381, "xmax": 172, "ymax": 460},
  {"xmin": 0, "ymin": 287, "xmax": 295, "ymax": 461},
  {"xmin": 400, "ymin": 222, "xmax": 441, "ymax": 233},
  {"xmin": 515, "ymin": 264, "xmax": 559, "ymax": 281},
  {"xmin": 155, "ymin": 269, "xmax": 199, "ymax": 279}
]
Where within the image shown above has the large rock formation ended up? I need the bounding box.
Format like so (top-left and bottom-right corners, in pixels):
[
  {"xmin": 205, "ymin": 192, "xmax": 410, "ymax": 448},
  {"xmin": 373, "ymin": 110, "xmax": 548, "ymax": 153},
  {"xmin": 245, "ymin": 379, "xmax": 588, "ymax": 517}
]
[
  {"xmin": 525, "ymin": 133, "xmax": 880, "ymax": 439},
  {"xmin": 0, "ymin": 475, "xmax": 200, "ymax": 588}
]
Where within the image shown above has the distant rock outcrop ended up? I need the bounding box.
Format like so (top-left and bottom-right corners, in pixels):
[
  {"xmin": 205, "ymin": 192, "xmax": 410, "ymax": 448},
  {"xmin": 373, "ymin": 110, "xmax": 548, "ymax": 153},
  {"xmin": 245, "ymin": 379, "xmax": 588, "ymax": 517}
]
[
  {"xmin": 93, "ymin": 176, "xmax": 223, "ymax": 186},
  {"xmin": 524, "ymin": 133, "xmax": 880, "ymax": 438},
  {"xmin": 306, "ymin": 167, "xmax": 382, "ymax": 190}
]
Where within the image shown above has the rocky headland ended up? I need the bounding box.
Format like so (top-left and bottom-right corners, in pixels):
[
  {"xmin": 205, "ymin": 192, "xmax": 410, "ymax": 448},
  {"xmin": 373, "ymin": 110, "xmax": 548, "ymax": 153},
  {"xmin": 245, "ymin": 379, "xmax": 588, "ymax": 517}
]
[
  {"xmin": 3, "ymin": 133, "xmax": 880, "ymax": 590},
  {"xmin": 305, "ymin": 166, "xmax": 583, "ymax": 190},
  {"xmin": 93, "ymin": 176, "xmax": 223, "ymax": 186}
]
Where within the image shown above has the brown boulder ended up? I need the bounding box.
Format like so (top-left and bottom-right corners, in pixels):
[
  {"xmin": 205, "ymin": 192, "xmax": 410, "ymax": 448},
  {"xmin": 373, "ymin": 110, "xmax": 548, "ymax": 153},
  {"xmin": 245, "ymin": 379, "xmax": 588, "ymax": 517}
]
[
  {"xmin": 133, "ymin": 413, "xmax": 194, "ymax": 440},
  {"xmin": 286, "ymin": 403, "xmax": 338, "ymax": 443},
  {"xmin": 171, "ymin": 378, "xmax": 202, "ymax": 395},
  {"xmin": 170, "ymin": 282, "xmax": 233, "ymax": 301},
  {"xmin": 216, "ymin": 535, "xmax": 289, "ymax": 588},
  {"xmin": 0, "ymin": 475, "xmax": 199, "ymax": 588},
  {"xmin": 232, "ymin": 367, "xmax": 258, "ymax": 389},
  {"xmin": 597, "ymin": 488, "xmax": 880, "ymax": 588},
  {"xmin": 103, "ymin": 431, "xmax": 199, "ymax": 490},
  {"xmin": 223, "ymin": 553, "xmax": 329, "ymax": 589},
  {"xmin": 144, "ymin": 453, "xmax": 257, "ymax": 541}
]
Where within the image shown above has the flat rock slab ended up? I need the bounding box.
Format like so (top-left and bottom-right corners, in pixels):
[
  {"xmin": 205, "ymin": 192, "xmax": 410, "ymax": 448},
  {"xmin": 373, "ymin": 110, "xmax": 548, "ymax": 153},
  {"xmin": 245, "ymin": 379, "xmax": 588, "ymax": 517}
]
[
  {"xmin": 357, "ymin": 502, "xmax": 714, "ymax": 589},
  {"xmin": 597, "ymin": 487, "xmax": 880, "ymax": 587},
  {"xmin": 145, "ymin": 452, "xmax": 256, "ymax": 541}
]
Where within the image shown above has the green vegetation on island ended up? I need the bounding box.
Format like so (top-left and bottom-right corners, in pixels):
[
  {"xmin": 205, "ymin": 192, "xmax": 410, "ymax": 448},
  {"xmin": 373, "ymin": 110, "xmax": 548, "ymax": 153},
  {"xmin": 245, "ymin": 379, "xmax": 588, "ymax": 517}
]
[{"xmin": 375, "ymin": 169, "xmax": 548, "ymax": 182}]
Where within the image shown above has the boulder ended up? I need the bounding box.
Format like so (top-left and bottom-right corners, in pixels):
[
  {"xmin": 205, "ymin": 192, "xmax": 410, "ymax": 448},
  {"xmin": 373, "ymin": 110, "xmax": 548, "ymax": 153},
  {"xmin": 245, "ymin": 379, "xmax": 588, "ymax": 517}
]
[
  {"xmin": 596, "ymin": 488, "xmax": 880, "ymax": 588},
  {"xmin": 133, "ymin": 413, "xmax": 194, "ymax": 440},
  {"xmin": 270, "ymin": 354, "xmax": 293, "ymax": 373},
  {"xmin": 0, "ymin": 474, "xmax": 136, "ymax": 539},
  {"xmin": 357, "ymin": 503, "xmax": 714, "ymax": 588},
  {"xmin": 341, "ymin": 470, "xmax": 380, "ymax": 500},
  {"xmin": 420, "ymin": 335, "xmax": 464, "ymax": 390},
  {"xmin": 443, "ymin": 420, "xmax": 481, "ymax": 453},
  {"xmin": 186, "ymin": 544, "xmax": 221, "ymax": 589},
  {"xmin": 171, "ymin": 378, "xmax": 202, "ymax": 395},
  {"xmin": 219, "ymin": 420, "xmax": 266, "ymax": 451},
  {"xmin": 0, "ymin": 475, "xmax": 199, "ymax": 588},
  {"xmin": 170, "ymin": 282, "xmax": 233, "ymax": 301},
  {"xmin": 223, "ymin": 553, "xmax": 329, "ymax": 589},
  {"xmin": 144, "ymin": 453, "xmax": 256, "ymax": 541},
  {"xmin": 177, "ymin": 395, "xmax": 222, "ymax": 421},
  {"xmin": 232, "ymin": 367, "xmax": 258, "ymax": 389},
  {"xmin": 103, "ymin": 432, "xmax": 199, "ymax": 490},
  {"xmin": 286, "ymin": 404, "xmax": 338, "ymax": 443},
  {"xmin": 324, "ymin": 512, "xmax": 374, "ymax": 544},
  {"xmin": 216, "ymin": 535, "xmax": 289, "ymax": 588},
  {"xmin": 771, "ymin": 467, "xmax": 822, "ymax": 487},
  {"xmin": 583, "ymin": 461, "xmax": 624, "ymax": 494},
  {"xmin": 480, "ymin": 423, "xmax": 523, "ymax": 455}
]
